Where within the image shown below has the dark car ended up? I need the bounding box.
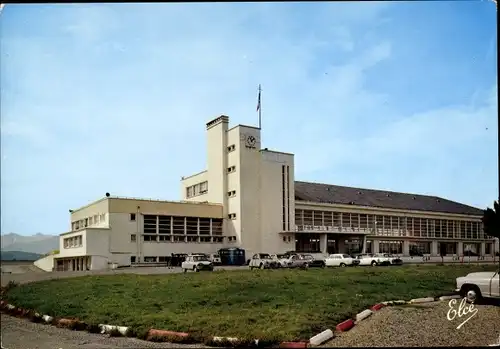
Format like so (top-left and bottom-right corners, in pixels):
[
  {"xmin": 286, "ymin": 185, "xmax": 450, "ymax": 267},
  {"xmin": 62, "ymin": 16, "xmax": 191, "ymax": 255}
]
[{"xmin": 301, "ymin": 254, "xmax": 326, "ymax": 268}]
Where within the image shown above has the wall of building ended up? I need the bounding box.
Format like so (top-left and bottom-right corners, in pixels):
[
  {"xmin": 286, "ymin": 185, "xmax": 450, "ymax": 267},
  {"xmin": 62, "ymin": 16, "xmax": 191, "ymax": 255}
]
[
  {"xmin": 259, "ymin": 150, "xmax": 295, "ymax": 254},
  {"xmin": 70, "ymin": 198, "xmax": 109, "ymax": 231},
  {"xmin": 34, "ymin": 254, "xmax": 55, "ymax": 272},
  {"xmin": 181, "ymin": 171, "xmax": 208, "ymax": 202}
]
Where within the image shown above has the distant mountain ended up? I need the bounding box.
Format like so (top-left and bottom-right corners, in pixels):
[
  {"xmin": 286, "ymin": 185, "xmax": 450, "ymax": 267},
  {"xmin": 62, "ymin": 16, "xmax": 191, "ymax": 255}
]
[
  {"xmin": 1, "ymin": 233, "xmax": 59, "ymax": 255},
  {"xmin": 1, "ymin": 250, "xmax": 42, "ymax": 261}
]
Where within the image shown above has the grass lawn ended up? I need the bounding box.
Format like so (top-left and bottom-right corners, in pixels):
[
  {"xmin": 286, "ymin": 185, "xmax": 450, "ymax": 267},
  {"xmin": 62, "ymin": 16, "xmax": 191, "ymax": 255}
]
[{"xmin": 3, "ymin": 264, "xmax": 497, "ymax": 342}]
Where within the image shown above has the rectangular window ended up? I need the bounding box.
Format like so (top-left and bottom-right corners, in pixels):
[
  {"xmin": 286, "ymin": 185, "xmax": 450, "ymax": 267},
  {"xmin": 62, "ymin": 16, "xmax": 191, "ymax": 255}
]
[
  {"xmin": 199, "ymin": 218, "xmax": 210, "ymax": 235},
  {"xmin": 213, "ymin": 237, "xmax": 223, "ymax": 243},
  {"xmin": 228, "ymin": 213, "xmax": 237, "ymax": 219},
  {"xmin": 187, "ymin": 236, "xmax": 198, "ymax": 242},
  {"xmin": 227, "ymin": 190, "xmax": 236, "ymax": 197},
  {"xmin": 212, "ymin": 219, "xmax": 223, "ymax": 236},
  {"xmin": 200, "ymin": 181, "xmax": 208, "ymax": 193},
  {"xmin": 130, "ymin": 213, "xmax": 136, "ymax": 221},
  {"xmin": 227, "ymin": 144, "xmax": 236, "ymax": 152},
  {"xmin": 200, "ymin": 236, "xmax": 211, "ymax": 243},
  {"xmin": 159, "ymin": 235, "xmax": 170, "ymax": 242},
  {"xmin": 131, "ymin": 234, "xmax": 136, "ymax": 242},
  {"xmin": 186, "ymin": 217, "xmax": 198, "ymax": 235},
  {"xmin": 131, "ymin": 256, "xmax": 136, "ymax": 263},
  {"xmin": 227, "ymin": 166, "xmax": 236, "ymax": 173},
  {"xmin": 158, "ymin": 215, "xmax": 171, "ymax": 234},
  {"xmin": 143, "ymin": 235, "xmax": 157, "ymax": 242}
]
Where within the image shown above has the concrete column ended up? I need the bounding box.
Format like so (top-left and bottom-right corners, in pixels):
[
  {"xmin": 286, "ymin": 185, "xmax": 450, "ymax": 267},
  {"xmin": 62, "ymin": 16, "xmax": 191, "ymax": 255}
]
[
  {"xmin": 431, "ymin": 241, "xmax": 438, "ymax": 256},
  {"xmin": 373, "ymin": 240, "xmax": 379, "ymax": 254},
  {"xmin": 361, "ymin": 235, "xmax": 367, "ymax": 254},
  {"xmin": 337, "ymin": 239, "xmax": 346, "ymax": 253},
  {"xmin": 480, "ymin": 242, "xmax": 486, "ymax": 256},
  {"xmin": 320, "ymin": 234, "xmax": 327, "ymax": 254},
  {"xmin": 457, "ymin": 241, "xmax": 463, "ymax": 255},
  {"xmin": 403, "ymin": 240, "xmax": 410, "ymax": 256}
]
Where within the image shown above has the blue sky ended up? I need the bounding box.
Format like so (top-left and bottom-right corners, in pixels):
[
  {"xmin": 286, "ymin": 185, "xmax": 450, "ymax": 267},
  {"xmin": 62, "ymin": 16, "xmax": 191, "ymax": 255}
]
[{"xmin": 0, "ymin": 2, "xmax": 497, "ymax": 236}]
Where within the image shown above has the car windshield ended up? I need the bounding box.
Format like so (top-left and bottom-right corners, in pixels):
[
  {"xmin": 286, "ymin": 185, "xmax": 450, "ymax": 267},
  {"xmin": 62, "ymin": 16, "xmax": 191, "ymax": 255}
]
[
  {"xmin": 342, "ymin": 254, "xmax": 351, "ymax": 258},
  {"xmin": 303, "ymin": 255, "xmax": 314, "ymax": 260},
  {"xmin": 277, "ymin": 254, "xmax": 287, "ymax": 259},
  {"xmin": 193, "ymin": 256, "xmax": 209, "ymax": 262},
  {"xmin": 260, "ymin": 254, "xmax": 271, "ymax": 259}
]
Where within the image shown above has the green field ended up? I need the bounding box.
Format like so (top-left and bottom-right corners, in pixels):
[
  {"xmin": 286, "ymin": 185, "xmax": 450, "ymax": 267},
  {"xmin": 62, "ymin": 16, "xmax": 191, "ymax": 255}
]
[{"xmin": 3, "ymin": 264, "xmax": 497, "ymax": 342}]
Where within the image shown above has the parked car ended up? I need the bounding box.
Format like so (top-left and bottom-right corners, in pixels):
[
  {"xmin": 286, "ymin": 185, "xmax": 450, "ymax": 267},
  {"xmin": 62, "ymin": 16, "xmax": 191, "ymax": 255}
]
[
  {"xmin": 456, "ymin": 270, "xmax": 500, "ymax": 303},
  {"xmin": 282, "ymin": 254, "xmax": 309, "ymax": 269},
  {"xmin": 181, "ymin": 255, "xmax": 214, "ymax": 273},
  {"xmin": 270, "ymin": 254, "xmax": 290, "ymax": 268},
  {"xmin": 383, "ymin": 253, "xmax": 403, "ymax": 265},
  {"xmin": 249, "ymin": 253, "xmax": 281, "ymax": 269},
  {"xmin": 301, "ymin": 254, "xmax": 326, "ymax": 268},
  {"xmin": 355, "ymin": 253, "xmax": 393, "ymax": 266},
  {"xmin": 209, "ymin": 253, "xmax": 222, "ymax": 265},
  {"xmin": 325, "ymin": 253, "xmax": 359, "ymax": 267}
]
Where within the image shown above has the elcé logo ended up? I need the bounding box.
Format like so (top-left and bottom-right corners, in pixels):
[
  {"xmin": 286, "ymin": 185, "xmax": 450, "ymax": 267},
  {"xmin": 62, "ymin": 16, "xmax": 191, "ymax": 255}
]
[{"xmin": 446, "ymin": 298, "xmax": 478, "ymax": 330}]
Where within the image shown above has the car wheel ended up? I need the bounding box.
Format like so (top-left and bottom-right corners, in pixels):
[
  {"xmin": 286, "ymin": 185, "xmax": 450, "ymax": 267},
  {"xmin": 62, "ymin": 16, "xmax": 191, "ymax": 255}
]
[
  {"xmin": 321, "ymin": 262, "xmax": 326, "ymax": 268},
  {"xmin": 371, "ymin": 261, "xmax": 378, "ymax": 266},
  {"xmin": 260, "ymin": 263, "xmax": 265, "ymax": 270},
  {"xmin": 461, "ymin": 285, "xmax": 482, "ymax": 303},
  {"xmin": 339, "ymin": 263, "xmax": 346, "ymax": 267},
  {"xmin": 183, "ymin": 268, "xmax": 187, "ymax": 273},
  {"xmin": 194, "ymin": 266, "xmax": 199, "ymax": 272}
]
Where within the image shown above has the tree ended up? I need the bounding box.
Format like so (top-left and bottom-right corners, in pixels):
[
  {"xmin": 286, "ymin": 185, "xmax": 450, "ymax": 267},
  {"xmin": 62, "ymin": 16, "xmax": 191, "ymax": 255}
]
[{"xmin": 482, "ymin": 201, "xmax": 500, "ymax": 267}]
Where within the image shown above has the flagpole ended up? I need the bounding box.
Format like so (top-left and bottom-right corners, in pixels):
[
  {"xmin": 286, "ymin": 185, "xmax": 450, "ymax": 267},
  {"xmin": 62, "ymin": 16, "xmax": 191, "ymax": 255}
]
[{"xmin": 257, "ymin": 84, "xmax": 262, "ymax": 129}]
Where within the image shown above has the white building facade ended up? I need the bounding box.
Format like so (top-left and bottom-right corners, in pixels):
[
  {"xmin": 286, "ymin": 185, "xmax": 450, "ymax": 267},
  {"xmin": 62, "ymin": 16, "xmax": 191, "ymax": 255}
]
[{"xmin": 39, "ymin": 115, "xmax": 497, "ymax": 271}]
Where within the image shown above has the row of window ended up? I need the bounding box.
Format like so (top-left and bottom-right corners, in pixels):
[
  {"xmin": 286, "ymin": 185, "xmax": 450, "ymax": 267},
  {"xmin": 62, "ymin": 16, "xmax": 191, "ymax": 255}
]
[
  {"xmin": 71, "ymin": 214, "xmax": 106, "ymax": 231},
  {"xmin": 132, "ymin": 234, "xmax": 225, "ymax": 243},
  {"xmin": 63, "ymin": 235, "xmax": 83, "ymax": 249},
  {"xmin": 295, "ymin": 210, "xmax": 486, "ymax": 240},
  {"xmin": 141, "ymin": 215, "xmax": 224, "ymax": 235},
  {"xmin": 186, "ymin": 181, "xmax": 208, "ymax": 198}
]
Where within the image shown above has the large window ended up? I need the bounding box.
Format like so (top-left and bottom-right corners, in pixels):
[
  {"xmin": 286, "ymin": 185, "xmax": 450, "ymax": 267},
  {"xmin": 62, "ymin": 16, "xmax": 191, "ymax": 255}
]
[
  {"xmin": 409, "ymin": 241, "xmax": 431, "ymax": 255},
  {"xmin": 143, "ymin": 215, "xmax": 157, "ymax": 234},
  {"xmin": 379, "ymin": 240, "xmax": 403, "ymax": 254},
  {"xmin": 438, "ymin": 242, "xmax": 456, "ymax": 255}
]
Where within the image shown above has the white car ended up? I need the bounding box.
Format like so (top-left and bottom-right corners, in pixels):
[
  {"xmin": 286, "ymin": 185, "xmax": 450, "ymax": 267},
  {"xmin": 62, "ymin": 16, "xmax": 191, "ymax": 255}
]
[
  {"xmin": 209, "ymin": 253, "xmax": 222, "ymax": 265},
  {"xmin": 325, "ymin": 253, "xmax": 358, "ymax": 267},
  {"xmin": 249, "ymin": 253, "xmax": 281, "ymax": 269},
  {"xmin": 456, "ymin": 270, "xmax": 500, "ymax": 303},
  {"xmin": 357, "ymin": 253, "xmax": 401, "ymax": 266},
  {"xmin": 271, "ymin": 254, "xmax": 289, "ymax": 267},
  {"xmin": 181, "ymin": 255, "xmax": 214, "ymax": 273}
]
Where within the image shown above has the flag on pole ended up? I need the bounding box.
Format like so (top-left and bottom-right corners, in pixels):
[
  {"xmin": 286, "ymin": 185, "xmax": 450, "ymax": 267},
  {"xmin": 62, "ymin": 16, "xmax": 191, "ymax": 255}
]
[{"xmin": 256, "ymin": 84, "xmax": 261, "ymax": 112}]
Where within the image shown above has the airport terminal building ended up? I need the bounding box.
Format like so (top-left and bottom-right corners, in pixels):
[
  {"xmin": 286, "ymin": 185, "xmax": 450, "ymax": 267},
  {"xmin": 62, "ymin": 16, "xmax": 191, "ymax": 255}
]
[{"xmin": 37, "ymin": 115, "xmax": 498, "ymax": 271}]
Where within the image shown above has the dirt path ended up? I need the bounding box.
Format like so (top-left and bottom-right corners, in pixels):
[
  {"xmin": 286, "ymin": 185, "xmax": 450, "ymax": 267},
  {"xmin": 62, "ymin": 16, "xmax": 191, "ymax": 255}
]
[
  {"xmin": 320, "ymin": 301, "xmax": 500, "ymax": 347},
  {"xmin": 1, "ymin": 314, "xmax": 212, "ymax": 349}
]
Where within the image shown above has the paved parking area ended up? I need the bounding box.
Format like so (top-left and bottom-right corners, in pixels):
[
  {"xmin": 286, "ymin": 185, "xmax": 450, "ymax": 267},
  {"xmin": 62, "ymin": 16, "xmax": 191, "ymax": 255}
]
[{"xmin": 320, "ymin": 301, "xmax": 500, "ymax": 347}]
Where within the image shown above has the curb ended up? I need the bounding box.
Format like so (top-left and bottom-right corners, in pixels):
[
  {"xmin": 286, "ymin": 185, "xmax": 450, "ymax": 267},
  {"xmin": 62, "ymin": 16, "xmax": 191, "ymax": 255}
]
[
  {"xmin": 147, "ymin": 329, "xmax": 189, "ymax": 341},
  {"xmin": 335, "ymin": 319, "xmax": 354, "ymax": 332},
  {"xmin": 408, "ymin": 297, "xmax": 435, "ymax": 304},
  {"xmin": 309, "ymin": 329, "xmax": 334, "ymax": 346},
  {"xmin": 99, "ymin": 324, "xmax": 129, "ymax": 336},
  {"xmin": 355, "ymin": 309, "xmax": 373, "ymax": 322},
  {"xmin": 370, "ymin": 303, "xmax": 385, "ymax": 311},
  {"xmin": 438, "ymin": 295, "xmax": 461, "ymax": 301}
]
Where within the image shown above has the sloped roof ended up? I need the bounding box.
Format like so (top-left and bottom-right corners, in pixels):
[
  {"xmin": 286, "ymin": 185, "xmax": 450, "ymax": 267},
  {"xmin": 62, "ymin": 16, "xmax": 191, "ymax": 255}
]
[{"xmin": 294, "ymin": 181, "xmax": 484, "ymax": 216}]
